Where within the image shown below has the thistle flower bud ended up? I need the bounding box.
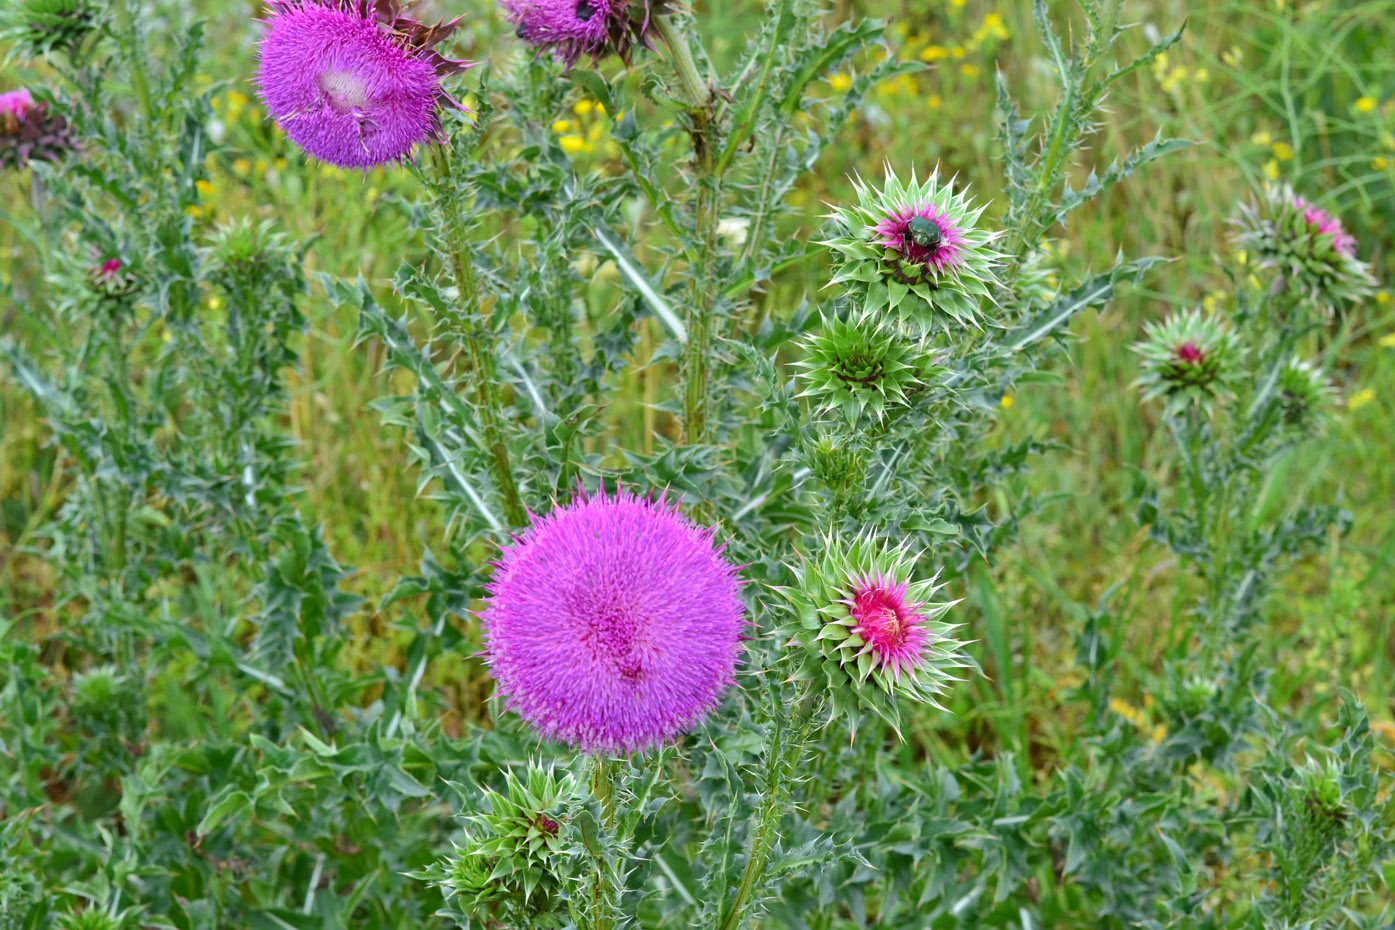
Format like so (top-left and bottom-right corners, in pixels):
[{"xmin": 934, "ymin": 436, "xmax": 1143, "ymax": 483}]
[
  {"xmin": 794, "ymin": 312, "xmax": 935, "ymax": 423},
  {"xmin": 1, "ymin": 0, "xmax": 98, "ymax": 57},
  {"xmin": 823, "ymin": 164, "xmax": 1003, "ymax": 332},
  {"xmin": 255, "ymin": 0, "xmax": 474, "ymax": 169},
  {"xmin": 205, "ymin": 217, "xmax": 297, "ymax": 294},
  {"xmin": 426, "ymin": 764, "xmax": 581, "ymax": 928},
  {"xmin": 0, "ymin": 88, "xmax": 77, "ymax": 171},
  {"xmin": 1132, "ymin": 309, "xmax": 1243, "ymax": 412},
  {"xmin": 1275, "ymin": 355, "xmax": 1334, "ymax": 433},
  {"xmin": 780, "ymin": 532, "xmax": 970, "ymax": 735},
  {"xmin": 1231, "ymin": 184, "xmax": 1378, "ymax": 313}
]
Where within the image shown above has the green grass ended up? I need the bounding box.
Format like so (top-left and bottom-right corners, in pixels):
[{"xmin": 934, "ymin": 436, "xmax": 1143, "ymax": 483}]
[{"xmin": 2, "ymin": 0, "xmax": 1393, "ymax": 743}]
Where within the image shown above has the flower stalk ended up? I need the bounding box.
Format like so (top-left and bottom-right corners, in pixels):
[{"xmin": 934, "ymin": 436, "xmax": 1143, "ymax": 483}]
[{"xmin": 429, "ymin": 145, "xmax": 527, "ymax": 528}]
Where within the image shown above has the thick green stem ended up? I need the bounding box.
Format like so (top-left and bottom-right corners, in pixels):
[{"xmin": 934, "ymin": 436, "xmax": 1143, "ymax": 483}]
[
  {"xmin": 584, "ymin": 756, "xmax": 619, "ymax": 930},
  {"xmin": 429, "ymin": 147, "xmax": 527, "ymax": 528},
  {"xmin": 653, "ymin": 15, "xmax": 712, "ymax": 109},
  {"xmin": 717, "ymin": 690, "xmax": 818, "ymax": 930}
]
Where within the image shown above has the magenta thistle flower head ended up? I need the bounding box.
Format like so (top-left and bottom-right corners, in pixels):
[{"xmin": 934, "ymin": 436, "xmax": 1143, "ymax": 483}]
[
  {"xmin": 500, "ymin": 0, "xmax": 656, "ymax": 68},
  {"xmin": 781, "ymin": 531, "xmax": 970, "ymax": 736},
  {"xmin": 254, "ymin": 0, "xmax": 473, "ymax": 170},
  {"xmin": 1231, "ymin": 183, "xmax": 1377, "ymax": 313},
  {"xmin": 0, "ymin": 89, "xmax": 34, "ymax": 119},
  {"xmin": 0, "ymin": 87, "xmax": 76, "ymax": 171},
  {"xmin": 481, "ymin": 489, "xmax": 747, "ymax": 754}
]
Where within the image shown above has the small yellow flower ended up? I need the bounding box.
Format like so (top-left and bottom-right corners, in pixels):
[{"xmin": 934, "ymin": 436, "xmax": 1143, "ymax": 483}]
[
  {"xmin": 209, "ymin": 296, "xmax": 223, "ymax": 311},
  {"xmin": 594, "ymin": 102, "xmax": 607, "ymax": 117},
  {"xmin": 196, "ymin": 179, "xmax": 216, "ymax": 197},
  {"xmin": 558, "ymin": 134, "xmax": 586, "ymax": 154},
  {"xmin": 1263, "ymin": 159, "xmax": 1281, "ymax": 180},
  {"xmin": 1109, "ymin": 697, "xmax": 1145, "ymax": 726},
  {"xmin": 829, "ymin": 71, "xmax": 853, "ymax": 92},
  {"xmin": 232, "ymin": 158, "xmax": 251, "ymax": 176},
  {"xmin": 1374, "ymin": 156, "xmax": 1389, "ymax": 170},
  {"xmin": 573, "ymin": 99, "xmax": 593, "ymax": 116},
  {"xmin": 1250, "ymin": 130, "xmax": 1272, "ymax": 146},
  {"xmin": 1355, "ymin": 96, "xmax": 1378, "ymax": 114},
  {"xmin": 920, "ymin": 45, "xmax": 948, "ymax": 62},
  {"xmin": 254, "ymin": 158, "xmax": 268, "ymax": 173},
  {"xmin": 960, "ymin": 63, "xmax": 981, "ymax": 78},
  {"xmin": 1348, "ymin": 388, "xmax": 1375, "ymax": 412},
  {"xmin": 1377, "ymin": 292, "xmax": 1391, "ymax": 305},
  {"xmin": 1377, "ymin": 332, "xmax": 1395, "ymax": 348},
  {"xmin": 1221, "ymin": 46, "xmax": 1243, "ymax": 67},
  {"xmin": 1151, "ymin": 724, "xmax": 1168, "ymax": 744},
  {"xmin": 1193, "ymin": 68, "xmax": 1209, "ymax": 83},
  {"xmin": 951, "ymin": 44, "xmax": 966, "ymax": 58},
  {"xmin": 1236, "ymin": 250, "xmax": 1248, "ymax": 265},
  {"xmin": 928, "ymin": 94, "xmax": 942, "ymax": 109},
  {"xmin": 552, "ymin": 119, "xmax": 572, "ymax": 133},
  {"xmin": 1000, "ymin": 394, "xmax": 1013, "ymax": 409},
  {"xmin": 950, "ymin": 0, "xmax": 965, "ymax": 7},
  {"xmin": 1271, "ymin": 141, "xmax": 1294, "ymax": 161}
]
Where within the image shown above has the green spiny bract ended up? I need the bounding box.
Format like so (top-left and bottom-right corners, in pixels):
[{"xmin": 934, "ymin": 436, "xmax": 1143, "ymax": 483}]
[
  {"xmin": 794, "ymin": 312, "xmax": 936, "ymax": 423},
  {"xmin": 822, "ymin": 165, "xmax": 1003, "ymax": 332},
  {"xmin": 1231, "ymin": 183, "xmax": 1378, "ymax": 314},
  {"xmin": 779, "ymin": 532, "xmax": 970, "ymax": 737},
  {"xmin": 428, "ymin": 763, "xmax": 581, "ymax": 929},
  {"xmin": 1132, "ymin": 309, "xmax": 1244, "ymax": 413},
  {"xmin": 1, "ymin": 0, "xmax": 98, "ymax": 58},
  {"xmin": 205, "ymin": 217, "xmax": 299, "ymax": 294},
  {"xmin": 1275, "ymin": 354, "xmax": 1335, "ymax": 433}
]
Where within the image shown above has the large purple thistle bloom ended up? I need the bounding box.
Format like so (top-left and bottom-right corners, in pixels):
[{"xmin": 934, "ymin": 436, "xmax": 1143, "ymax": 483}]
[
  {"xmin": 482, "ymin": 490, "xmax": 747, "ymax": 754},
  {"xmin": 255, "ymin": 0, "xmax": 471, "ymax": 169}
]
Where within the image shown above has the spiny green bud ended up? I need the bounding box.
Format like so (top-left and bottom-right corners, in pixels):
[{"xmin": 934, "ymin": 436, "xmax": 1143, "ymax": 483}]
[
  {"xmin": 1132, "ymin": 309, "xmax": 1244, "ymax": 413},
  {"xmin": 57, "ymin": 907, "xmax": 134, "ymax": 930},
  {"xmin": 779, "ymin": 531, "xmax": 971, "ymax": 737},
  {"xmin": 795, "ymin": 312, "xmax": 938, "ymax": 423},
  {"xmin": 205, "ymin": 217, "xmax": 297, "ymax": 292},
  {"xmin": 1298, "ymin": 759, "xmax": 1346, "ymax": 834},
  {"xmin": 1, "ymin": 0, "xmax": 98, "ymax": 58},
  {"xmin": 1275, "ymin": 355, "xmax": 1334, "ymax": 432},
  {"xmin": 424, "ymin": 763, "xmax": 581, "ymax": 929}
]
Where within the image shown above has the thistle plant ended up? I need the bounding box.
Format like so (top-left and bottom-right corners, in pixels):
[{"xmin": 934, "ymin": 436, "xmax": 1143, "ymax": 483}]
[{"xmin": 4, "ymin": 0, "xmax": 1391, "ymax": 929}]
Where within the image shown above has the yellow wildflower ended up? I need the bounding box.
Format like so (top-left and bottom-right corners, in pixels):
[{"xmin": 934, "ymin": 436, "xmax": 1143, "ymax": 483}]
[
  {"xmin": 1374, "ymin": 156, "xmax": 1389, "ymax": 171},
  {"xmin": 1348, "ymin": 388, "xmax": 1375, "ymax": 412},
  {"xmin": 960, "ymin": 63, "xmax": 981, "ymax": 79},
  {"xmin": 558, "ymin": 135, "xmax": 586, "ymax": 154},
  {"xmin": 552, "ymin": 119, "xmax": 572, "ymax": 133},
  {"xmin": 1376, "ymin": 332, "xmax": 1395, "ymax": 348},
  {"xmin": 196, "ymin": 179, "xmax": 216, "ymax": 197},
  {"xmin": 1355, "ymin": 96, "xmax": 1378, "ymax": 114},
  {"xmin": 1271, "ymin": 141, "xmax": 1294, "ymax": 161},
  {"xmin": 1000, "ymin": 394, "xmax": 1013, "ymax": 409},
  {"xmin": 1250, "ymin": 130, "xmax": 1272, "ymax": 146},
  {"xmin": 1263, "ymin": 159, "xmax": 1280, "ymax": 179},
  {"xmin": 951, "ymin": 44, "xmax": 965, "ymax": 58},
  {"xmin": 829, "ymin": 72, "xmax": 853, "ymax": 92},
  {"xmin": 928, "ymin": 94, "xmax": 942, "ymax": 109},
  {"xmin": 920, "ymin": 45, "xmax": 948, "ymax": 62},
  {"xmin": 573, "ymin": 99, "xmax": 593, "ymax": 115},
  {"xmin": 1377, "ymin": 292, "xmax": 1391, "ymax": 305}
]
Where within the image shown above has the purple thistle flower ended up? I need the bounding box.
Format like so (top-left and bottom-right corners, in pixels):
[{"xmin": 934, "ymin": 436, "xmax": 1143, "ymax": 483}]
[
  {"xmin": 869, "ymin": 202, "xmax": 969, "ymax": 277},
  {"xmin": 482, "ymin": 489, "xmax": 747, "ymax": 754},
  {"xmin": 500, "ymin": 0, "xmax": 654, "ymax": 68},
  {"xmin": 843, "ymin": 570, "xmax": 933, "ymax": 683},
  {"xmin": 254, "ymin": 0, "xmax": 472, "ymax": 170},
  {"xmin": 0, "ymin": 86, "xmax": 76, "ymax": 171},
  {"xmin": 0, "ymin": 89, "xmax": 35, "ymax": 120}
]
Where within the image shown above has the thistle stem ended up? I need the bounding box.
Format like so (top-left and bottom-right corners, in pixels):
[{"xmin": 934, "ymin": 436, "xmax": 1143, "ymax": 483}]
[
  {"xmin": 717, "ymin": 690, "xmax": 819, "ymax": 930},
  {"xmin": 653, "ymin": 15, "xmax": 712, "ymax": 109},
  {"xmin": 585, "ymin": 756, "xmax": 620, "ymax": 930},
  {"xmin": 653, "ymin": 15, "xmax": 719, "ymax": 445},
  {"xmin": 429, "ymin": 146, "xmax": 527, "ymax": 529},
  {"xmin": 111, "ymin": 0, "xmax": 155, "ymax": 121}
]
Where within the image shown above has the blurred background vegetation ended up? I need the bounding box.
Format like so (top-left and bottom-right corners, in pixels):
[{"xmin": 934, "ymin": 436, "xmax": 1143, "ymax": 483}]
[{"xmin": 2, "ymin": 0, "xmax": 1392, "ymax": 756}]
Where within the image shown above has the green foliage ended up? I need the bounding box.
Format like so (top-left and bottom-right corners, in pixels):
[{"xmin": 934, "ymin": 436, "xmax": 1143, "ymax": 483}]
[{"xmin": 1, "ymin": 0, "xmax": 1391, "ymax": 929}]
